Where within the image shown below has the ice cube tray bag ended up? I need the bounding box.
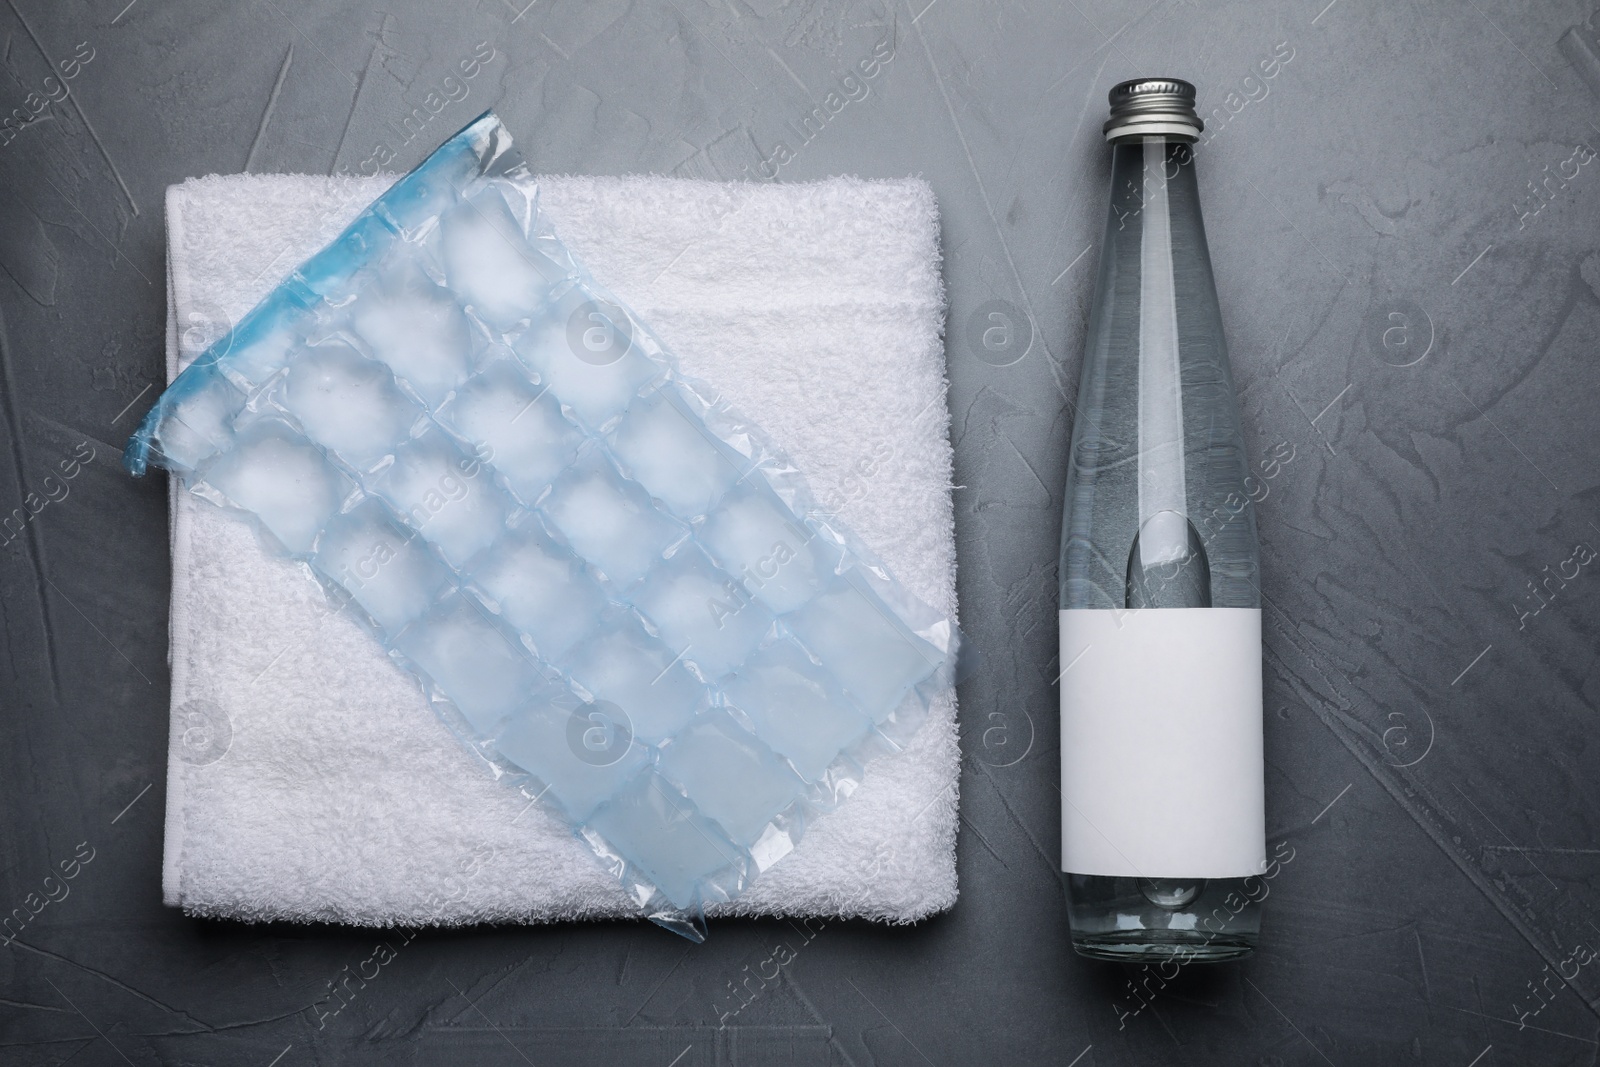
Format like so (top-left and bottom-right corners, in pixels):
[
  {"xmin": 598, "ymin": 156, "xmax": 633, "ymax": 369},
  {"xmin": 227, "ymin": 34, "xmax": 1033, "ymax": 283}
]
[{"xmin": 124, "ymin": 112, "xmax": 961, "ymax": 940}]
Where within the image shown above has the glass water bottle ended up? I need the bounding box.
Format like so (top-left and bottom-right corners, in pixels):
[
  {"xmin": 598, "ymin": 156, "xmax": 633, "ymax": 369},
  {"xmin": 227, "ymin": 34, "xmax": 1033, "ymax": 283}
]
[{"xmin": 1058, "ymin": 79, "xmax": 1266, "ymax": 962}]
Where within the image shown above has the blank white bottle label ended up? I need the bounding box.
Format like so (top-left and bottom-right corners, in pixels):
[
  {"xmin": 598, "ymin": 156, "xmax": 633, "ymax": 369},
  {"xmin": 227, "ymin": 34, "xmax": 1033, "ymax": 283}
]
[{"xmin": 1059, "ymin": 607, "xmax": 1265, "ymax": 879}]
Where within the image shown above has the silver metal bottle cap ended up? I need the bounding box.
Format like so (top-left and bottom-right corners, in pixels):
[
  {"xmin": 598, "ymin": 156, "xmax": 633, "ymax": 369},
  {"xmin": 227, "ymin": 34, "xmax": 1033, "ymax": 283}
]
[{"xmin": 1103, "ymin": 78, "xmax": 1203, "ymax": 143}]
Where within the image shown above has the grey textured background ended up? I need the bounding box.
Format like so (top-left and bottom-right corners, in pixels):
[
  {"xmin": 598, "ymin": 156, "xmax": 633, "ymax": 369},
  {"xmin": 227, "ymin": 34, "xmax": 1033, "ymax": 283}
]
[{"xmin": 2, "ymin": 0, "xmax": 1598, "ymax": 1064}]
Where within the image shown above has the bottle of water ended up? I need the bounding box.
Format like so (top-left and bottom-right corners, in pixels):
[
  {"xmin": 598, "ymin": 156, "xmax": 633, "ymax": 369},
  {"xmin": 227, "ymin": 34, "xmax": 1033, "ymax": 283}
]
[{"xmin": 1058, "ymin": 78, "xmax": 1266, "ymax": 962}]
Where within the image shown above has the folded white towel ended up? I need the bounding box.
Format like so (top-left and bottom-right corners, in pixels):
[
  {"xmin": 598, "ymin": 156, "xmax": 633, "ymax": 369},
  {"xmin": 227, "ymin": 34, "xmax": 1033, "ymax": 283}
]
[{"xmin": 161, "ymin": 171, "xmax": 959, "ymax": 926}]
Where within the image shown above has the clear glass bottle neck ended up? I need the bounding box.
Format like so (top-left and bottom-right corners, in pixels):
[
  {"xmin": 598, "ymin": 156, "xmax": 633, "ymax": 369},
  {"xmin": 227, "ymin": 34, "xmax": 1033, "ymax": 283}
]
[{"xmin": 1106, "ymin": 137, "xmax": 1199, "ymax": 227}]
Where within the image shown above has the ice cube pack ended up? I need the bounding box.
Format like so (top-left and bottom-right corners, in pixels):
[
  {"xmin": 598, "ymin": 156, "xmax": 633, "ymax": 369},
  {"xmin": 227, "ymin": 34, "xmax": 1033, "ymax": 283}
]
[{"xmin": 126, "ymin": 112, "xmax": 959, "ymax": 940}]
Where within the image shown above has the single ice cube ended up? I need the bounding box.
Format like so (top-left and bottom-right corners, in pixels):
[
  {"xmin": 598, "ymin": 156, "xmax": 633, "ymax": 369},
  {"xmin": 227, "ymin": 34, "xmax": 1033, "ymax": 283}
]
[
  {"xmin": 701, "ymin": 485, "xmax": 838, "ymax": 615},
  {"xmin": 282, "ymin": 340, "xmax": 423, "ymax": 470},
  {"xmin": 373, "ymin": 430, "xmax": 508, "ymax": 568},
  {"xmin": 564, "ymin": 613, "xmax": 703, "ymax": 741},
  {"xmin": 150, "ymin": 363, "xmax": 246, "ymax": 473},
  {"xmin": 785, "ymin": 580, "xmax": 940, "ymax": 722},
  {"xmin": 494, "ymin": 696, "xmax": 649, "ymax": 822},
  {"xmin": 513, "ymin": 292, "xmax": 661, "ymax": 430},
  {"xmin": 350, "ymin": 260, "xmax": 473, "ymax": 408},
  {"xmin": 540, "ymin": 456, "xmax": 682, "ymax": 587},
  {"xmin": 585, "ymin": 771, "xmax": 745, "ymax": 909},
  {"xmin": 657, "ymin": 712, "xmax": 803, "ymax": 850},
  {"xmin": 721, "ymin": 640, "xmax": 872, "ymax": 782},
  {"xmin": 440, "ymin": 188, "xmax": 565, "ymax": 332},
  {"xmin": 469, "ymin": 525, "xmax": 603, "ymax": 660},
  {"xmin": 217, "ymin": 289, "xmax": 310, "ymax": 390},
  {"xmin": 437, "ymin": 361, "xmax": 581, "ymax": 503},
  {"xmin": 150, "ymin": 419, "xmax": 225, "ymax": 475},
  {"xmin": 393, "ymin": 591, "xmax": 539, "ymax": 736},
  {"xmin": 607, "ymin": 391, "xmax": 742, "ymax": 518},
  {"xmin": 199, "ymin": 422, "xmax": 348, "ymax": 555},
  {"xmin": 632, "ymin": 546, "xmax": 773, "ymax": 680},
  {"xmin": 312, "ymin": 497, "xmax": 451, "ymax": 634}
]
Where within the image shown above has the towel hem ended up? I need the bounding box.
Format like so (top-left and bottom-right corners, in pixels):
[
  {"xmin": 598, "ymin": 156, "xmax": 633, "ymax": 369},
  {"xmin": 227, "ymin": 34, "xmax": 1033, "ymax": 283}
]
[{"xmin": 160, "ymin": 183, "xmax": 189, "ymax": 909}]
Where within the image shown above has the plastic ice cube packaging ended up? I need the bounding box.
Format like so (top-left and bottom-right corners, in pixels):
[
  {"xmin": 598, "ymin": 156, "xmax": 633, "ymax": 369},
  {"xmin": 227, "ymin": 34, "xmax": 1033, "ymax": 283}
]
[{"xmin": 126, "ymin": 111, "xmax": 960, "ymax": 940}]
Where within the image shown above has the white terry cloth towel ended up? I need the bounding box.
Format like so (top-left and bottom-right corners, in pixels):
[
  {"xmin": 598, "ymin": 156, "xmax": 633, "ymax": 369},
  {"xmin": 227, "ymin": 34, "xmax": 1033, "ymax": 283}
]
[{"xmin": 160, "ymin": 171, "xmax": 959, "ymax": 926}]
